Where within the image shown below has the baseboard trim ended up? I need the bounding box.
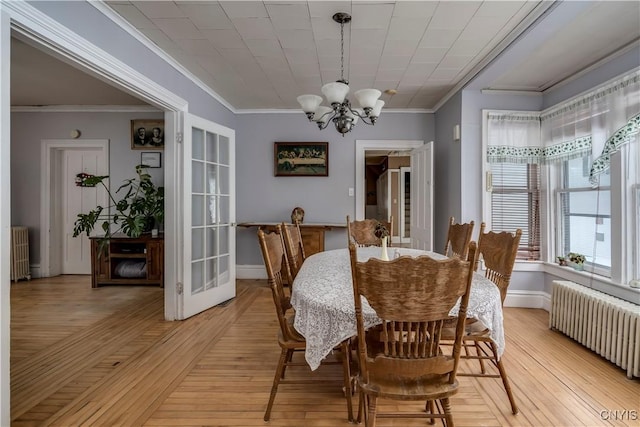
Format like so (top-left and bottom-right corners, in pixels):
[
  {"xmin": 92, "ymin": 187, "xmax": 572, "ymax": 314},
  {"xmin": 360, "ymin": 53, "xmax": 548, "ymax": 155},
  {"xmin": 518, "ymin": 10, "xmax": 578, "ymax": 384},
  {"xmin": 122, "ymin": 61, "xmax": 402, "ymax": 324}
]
[
  {"xmin": 237, "ymin": 265, "xmax": 267, "ymax": 280},
  {"xmin": 505, "ymin": 290, "xmax": 551, "ymax": 311},
  {"xmin": 29, "ymin": 264, "xmax": 41, "ymax": 279}
]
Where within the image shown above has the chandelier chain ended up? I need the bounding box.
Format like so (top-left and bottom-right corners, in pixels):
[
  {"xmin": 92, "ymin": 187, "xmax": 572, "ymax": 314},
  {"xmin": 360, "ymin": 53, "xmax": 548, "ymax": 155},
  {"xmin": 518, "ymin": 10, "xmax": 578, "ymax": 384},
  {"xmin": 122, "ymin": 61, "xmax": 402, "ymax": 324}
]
[{"xmin": 340, "ymin": 20, "xmax": 345, "ymax": 82}]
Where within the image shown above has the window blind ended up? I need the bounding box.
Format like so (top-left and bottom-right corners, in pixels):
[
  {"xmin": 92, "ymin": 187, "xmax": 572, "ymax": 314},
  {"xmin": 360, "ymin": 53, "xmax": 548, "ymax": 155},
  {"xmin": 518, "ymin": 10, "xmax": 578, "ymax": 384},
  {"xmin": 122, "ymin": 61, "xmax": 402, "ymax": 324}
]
[{"xmin": 490, "ymin": 163, "xmax": 541, "ymax": 260}]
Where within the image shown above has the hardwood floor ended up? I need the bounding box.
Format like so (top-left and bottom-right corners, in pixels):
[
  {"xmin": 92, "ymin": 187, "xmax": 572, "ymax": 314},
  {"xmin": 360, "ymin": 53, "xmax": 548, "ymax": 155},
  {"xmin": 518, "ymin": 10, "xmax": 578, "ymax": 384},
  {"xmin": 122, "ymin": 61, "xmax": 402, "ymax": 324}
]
[{"xmin": 11, "ymin": 276, "xmax": 639, "ymax": 426}]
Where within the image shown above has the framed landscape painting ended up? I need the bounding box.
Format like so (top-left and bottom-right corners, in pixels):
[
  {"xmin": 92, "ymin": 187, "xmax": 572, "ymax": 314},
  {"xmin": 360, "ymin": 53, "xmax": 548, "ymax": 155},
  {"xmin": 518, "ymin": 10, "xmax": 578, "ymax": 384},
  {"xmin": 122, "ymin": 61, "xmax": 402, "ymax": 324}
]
[{"xmin": 274, "ymin": 142, "xmax": 329, "ymax": 177}]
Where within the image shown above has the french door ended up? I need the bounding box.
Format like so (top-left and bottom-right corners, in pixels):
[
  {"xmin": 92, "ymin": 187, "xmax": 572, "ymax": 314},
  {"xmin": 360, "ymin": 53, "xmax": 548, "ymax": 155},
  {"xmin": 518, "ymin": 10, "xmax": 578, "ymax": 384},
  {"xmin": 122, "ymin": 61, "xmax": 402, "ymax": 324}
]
[{"xmin": 180, "ymin": 114, "xmax": 235, "ymax": 319}]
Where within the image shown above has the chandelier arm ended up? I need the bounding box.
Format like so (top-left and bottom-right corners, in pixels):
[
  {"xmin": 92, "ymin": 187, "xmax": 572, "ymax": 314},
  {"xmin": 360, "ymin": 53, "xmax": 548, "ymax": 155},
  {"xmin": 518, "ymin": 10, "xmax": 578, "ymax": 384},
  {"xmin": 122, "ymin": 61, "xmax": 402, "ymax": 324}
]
[
  {"xmin": 316, "ymin": 111, "xmax": 337, "ymax": 130},
  {"xmin": 346, "ymin": 105, "xmax": 366, "ymax": 119},
  {"xmin": 317, "ymin": 109, "xmax": 335, "ymax": 122},
  {"xmin": 359, "ymin": 116, "xmax": 375, "ymax": 126}
]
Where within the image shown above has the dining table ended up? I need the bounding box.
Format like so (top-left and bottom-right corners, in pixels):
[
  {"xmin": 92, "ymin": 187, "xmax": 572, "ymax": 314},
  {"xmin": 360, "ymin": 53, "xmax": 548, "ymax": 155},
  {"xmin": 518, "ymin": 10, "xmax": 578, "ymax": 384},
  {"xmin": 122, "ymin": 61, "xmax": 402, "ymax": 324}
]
[{"xmin": 290, "ymin": 246, "xmax": 505, "ymax": 371}]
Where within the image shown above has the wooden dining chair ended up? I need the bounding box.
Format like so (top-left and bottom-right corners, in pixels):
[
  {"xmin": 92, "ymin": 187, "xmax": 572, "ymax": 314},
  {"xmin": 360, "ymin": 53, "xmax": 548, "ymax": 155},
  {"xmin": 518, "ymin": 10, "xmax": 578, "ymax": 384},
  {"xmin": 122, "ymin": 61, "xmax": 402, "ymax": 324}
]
[
  {"xmin": 257, "ymin": 229, "xmax": 354, "ymax": 422},
  {"xmin": 349, "ymin": 240, "xmax": 477, "ymax": 427},
  {"xmin": 456, "ymin": 223, "xmax": 522, "ymax": 415},
  {"xmin": 346, "ymin": 215, "xmax": 393, "ymax": 247},
  {"xmin": 279, "ymin": 221, "xmax": 306, "ymax": 281},
  {"xmin": 444, "ymin": 216, "xmax": 474, "ymax": 259}
]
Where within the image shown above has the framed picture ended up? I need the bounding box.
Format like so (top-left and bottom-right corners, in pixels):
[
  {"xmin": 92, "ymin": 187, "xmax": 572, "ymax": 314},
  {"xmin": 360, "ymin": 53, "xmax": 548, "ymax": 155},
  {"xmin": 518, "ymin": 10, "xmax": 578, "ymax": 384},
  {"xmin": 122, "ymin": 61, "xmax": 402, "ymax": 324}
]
[
  {"xmin": 140, "ymin": 152, "xmax": 162, "ymax": 168},
  {"xmin": 274, "ymin": 142, "xmax": 329, "ymax": 177},
  {"xmin": 131, "ymin": 119, "xmax": 164, "ymax": 150}
]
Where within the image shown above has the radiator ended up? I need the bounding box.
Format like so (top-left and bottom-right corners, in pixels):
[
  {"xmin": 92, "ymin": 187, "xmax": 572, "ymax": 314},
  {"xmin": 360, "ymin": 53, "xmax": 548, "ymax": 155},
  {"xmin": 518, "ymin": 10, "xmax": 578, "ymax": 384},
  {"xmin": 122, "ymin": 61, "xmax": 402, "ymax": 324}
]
[
  {"xmin": 550, "ymin": 280, "xmax": 639, "ymax": 378},
  {"xmin": 10, "ymin": 226, "xmax": 31, "ymax": 282}
]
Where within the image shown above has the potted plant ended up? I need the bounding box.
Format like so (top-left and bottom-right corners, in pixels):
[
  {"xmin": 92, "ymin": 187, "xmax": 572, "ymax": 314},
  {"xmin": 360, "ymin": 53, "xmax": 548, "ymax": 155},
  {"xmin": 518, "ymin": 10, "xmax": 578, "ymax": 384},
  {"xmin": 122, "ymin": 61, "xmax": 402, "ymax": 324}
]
[
  {"xmin": 566, "ymin": 252, "xmax": 586, "ymax": 270},
  {"xmin": 73, "ymin": 165, "xmax": 164, "ymax": 242}
]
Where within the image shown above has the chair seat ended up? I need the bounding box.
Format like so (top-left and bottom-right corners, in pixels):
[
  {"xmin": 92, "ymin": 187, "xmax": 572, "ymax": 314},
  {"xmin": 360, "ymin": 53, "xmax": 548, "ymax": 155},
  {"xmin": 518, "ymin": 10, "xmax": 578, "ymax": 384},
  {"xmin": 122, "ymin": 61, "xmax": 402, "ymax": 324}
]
[
  {"xmin": 278, "ymin": 314, "xmax": 305, "ymax": 347},
  {"xmin": 358, "ymin": 375, "xmax": 459, "ymax": 401}
]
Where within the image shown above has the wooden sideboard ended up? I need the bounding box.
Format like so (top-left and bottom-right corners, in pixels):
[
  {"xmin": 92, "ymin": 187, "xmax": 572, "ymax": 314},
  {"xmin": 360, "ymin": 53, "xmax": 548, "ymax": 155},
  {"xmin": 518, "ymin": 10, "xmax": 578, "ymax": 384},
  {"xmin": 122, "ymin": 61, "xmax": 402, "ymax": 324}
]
[
  {"xmin": 90, "ymin": 234, "xmax": 164, "ymax": 288},
  {"xmin": 239, "ymin": 222, "xmax": 346, "ymax": 258}
]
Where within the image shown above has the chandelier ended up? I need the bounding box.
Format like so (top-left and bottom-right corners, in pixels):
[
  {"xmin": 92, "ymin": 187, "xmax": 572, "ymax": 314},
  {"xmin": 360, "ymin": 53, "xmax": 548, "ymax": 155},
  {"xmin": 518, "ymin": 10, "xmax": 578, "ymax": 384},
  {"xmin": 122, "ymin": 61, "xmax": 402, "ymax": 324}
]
[{"xmin": 296, "ymin": 12, "xmax": 384, "ymax": 136}]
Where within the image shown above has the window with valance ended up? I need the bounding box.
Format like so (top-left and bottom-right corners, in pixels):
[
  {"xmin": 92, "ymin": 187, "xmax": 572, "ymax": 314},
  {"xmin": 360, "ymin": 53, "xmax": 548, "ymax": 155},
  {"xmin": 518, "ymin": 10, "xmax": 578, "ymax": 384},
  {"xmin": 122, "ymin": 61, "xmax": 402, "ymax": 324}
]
[{"xmin": 484, "ymin": 69, "xmax": 640, "ymax": 283}]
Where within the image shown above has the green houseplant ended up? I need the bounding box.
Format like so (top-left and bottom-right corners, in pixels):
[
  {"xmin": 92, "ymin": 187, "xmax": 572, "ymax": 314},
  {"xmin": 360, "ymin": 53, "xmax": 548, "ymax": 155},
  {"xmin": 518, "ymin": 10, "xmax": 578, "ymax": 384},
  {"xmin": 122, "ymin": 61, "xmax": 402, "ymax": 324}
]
[
  {"xmin": 73, "ymin": 165, "xmax": 164, "ymax": 241},
  {"xmin": 566, "ymin": 252, "xmax": 586, "ymax": 270}
]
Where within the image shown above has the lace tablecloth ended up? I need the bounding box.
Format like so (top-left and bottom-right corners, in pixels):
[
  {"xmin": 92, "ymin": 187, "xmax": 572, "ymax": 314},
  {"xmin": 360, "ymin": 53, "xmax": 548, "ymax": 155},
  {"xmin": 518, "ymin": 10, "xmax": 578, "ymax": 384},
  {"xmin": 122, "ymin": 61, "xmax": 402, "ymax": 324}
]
[{"xmin": 290, "ymin": 247, "xmax": 505, "ymax": 370}]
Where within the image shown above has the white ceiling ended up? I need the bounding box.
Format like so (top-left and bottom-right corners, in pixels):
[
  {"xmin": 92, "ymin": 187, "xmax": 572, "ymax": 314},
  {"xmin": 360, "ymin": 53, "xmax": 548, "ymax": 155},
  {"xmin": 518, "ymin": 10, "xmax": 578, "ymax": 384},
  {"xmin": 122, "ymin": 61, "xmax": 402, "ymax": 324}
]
[{"xmin": 10, "ymin": 1, "xmax": 640, "ymax": 111}]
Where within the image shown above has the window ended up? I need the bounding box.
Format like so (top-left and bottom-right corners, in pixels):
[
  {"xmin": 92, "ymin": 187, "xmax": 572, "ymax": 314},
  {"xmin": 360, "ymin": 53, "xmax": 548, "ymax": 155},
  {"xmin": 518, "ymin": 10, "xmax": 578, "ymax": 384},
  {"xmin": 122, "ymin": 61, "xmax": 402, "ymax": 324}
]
[
  {"xmin": 483, "ymin": 70, "xmax": 638, "ymax": 284},
  {"xmin": 490, "ymin": 163, "xmax": 540, "ymax": 260},
  {"xmin": 558, "ymin": 156, "xmax": 611, "ymax": 273},
  {"xmin": 483, "ymin": 110, "xmax": 542, "ymax": 261}
]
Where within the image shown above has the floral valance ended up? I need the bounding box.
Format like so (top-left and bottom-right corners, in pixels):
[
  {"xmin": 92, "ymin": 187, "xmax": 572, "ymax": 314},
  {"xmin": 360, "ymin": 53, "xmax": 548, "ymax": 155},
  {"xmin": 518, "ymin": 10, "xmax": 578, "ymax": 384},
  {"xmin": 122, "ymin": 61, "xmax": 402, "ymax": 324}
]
[
  {"xmin": 589, "ymin": 114, "xmax": 640, "ymax": 185},
  {"xmin": 486, "ymin": 112, "xmax": 542, "ymax": 164},
  {"xmin": 487, "ymin": 69, "xmax": 640, "ymax": 168},
  {"xmin": 487, "ymin": 135, "xmax": 592, "ymax": 164}
]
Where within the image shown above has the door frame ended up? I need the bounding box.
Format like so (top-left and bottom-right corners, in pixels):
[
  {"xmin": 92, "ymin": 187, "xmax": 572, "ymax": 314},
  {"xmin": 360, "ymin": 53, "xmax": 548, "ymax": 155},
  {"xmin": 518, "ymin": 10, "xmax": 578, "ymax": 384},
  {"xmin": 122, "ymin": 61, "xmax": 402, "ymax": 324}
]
[
  {"xmin": 355, "ymin": 140, "xmax": 424, "ymax": 220},
  {"xmin": 40, "ymin": 140, "xmax": 109, "ymax": 278},
  {"xmin": 4, "ymin": 2, "xmax": 189, "ymax": 321}
]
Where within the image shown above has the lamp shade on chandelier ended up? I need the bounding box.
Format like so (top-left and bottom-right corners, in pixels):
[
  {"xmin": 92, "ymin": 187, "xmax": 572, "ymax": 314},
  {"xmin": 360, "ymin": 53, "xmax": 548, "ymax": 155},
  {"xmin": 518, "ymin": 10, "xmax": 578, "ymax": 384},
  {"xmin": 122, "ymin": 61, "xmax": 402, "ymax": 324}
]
[{"xmin": 297, "ymin": 12, "xmax": 384, "ymax": 136}]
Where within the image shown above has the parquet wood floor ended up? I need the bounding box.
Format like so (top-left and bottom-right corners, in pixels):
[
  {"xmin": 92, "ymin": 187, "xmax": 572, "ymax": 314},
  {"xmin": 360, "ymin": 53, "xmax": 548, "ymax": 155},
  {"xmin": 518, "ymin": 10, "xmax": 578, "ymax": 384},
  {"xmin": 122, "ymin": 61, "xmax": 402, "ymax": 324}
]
[{"xmin": 10, "ymin": 276, "xmax": 639, "ymax": 426}]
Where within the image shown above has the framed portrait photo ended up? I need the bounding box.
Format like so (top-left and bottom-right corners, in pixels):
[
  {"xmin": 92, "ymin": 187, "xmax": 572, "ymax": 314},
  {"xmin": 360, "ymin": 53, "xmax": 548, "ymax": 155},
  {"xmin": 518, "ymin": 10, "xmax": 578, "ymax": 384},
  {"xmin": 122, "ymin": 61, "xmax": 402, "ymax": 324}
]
[
  {"xmin": 274, "ymin": 142, "xmax": 328, "ymax": 177},
  {"xmin": 131, "ymin": 119, "xmax": 164, "ymax": 150},
  {"xmin": 140, "ymin": 152, "xmax": 162, "ymax": 168}
]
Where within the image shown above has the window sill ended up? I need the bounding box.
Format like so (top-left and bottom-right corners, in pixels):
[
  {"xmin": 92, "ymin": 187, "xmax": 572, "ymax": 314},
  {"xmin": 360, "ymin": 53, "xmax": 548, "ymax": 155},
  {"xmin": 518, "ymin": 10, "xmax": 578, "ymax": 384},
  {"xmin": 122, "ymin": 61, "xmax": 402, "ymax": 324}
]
[
  {"xmin": 543, "ymin": 262, "xmax": 640, "ymax": 300},
  {"xmin": 479, "ymin": 260, "xmax": 545, "ymax": 273},
  {"xmin": 513, "ymin": 260, "xmax": 545, "ymax": 272}
]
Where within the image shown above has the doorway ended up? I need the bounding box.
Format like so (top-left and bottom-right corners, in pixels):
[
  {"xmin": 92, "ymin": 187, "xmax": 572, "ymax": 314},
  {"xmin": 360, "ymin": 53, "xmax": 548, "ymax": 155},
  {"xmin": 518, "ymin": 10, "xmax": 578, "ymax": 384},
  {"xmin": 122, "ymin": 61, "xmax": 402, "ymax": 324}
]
[
  {"xmin": 355, "ymin": 140, "xmax": 424, "ymax": 244},
  {"xmin": 40, "ymin": 140, "xmax": 109, "ymax": 277}
]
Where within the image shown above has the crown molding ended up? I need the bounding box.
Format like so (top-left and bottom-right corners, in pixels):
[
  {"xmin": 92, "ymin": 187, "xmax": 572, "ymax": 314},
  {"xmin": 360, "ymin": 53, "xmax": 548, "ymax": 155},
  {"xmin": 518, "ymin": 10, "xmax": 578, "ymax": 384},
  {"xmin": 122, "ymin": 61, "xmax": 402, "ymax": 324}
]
[
  {"xmin": 542, "ymin": 39, "xmax": 640, "ymax": 94},
  {"xmin": 91, "ymin": 1, "xmax": 235, "ymax": 114},
  {"xmin": 11, "ymin": 105, "xmax": 162, "ymax": 113},
  {"xmin": 480, "ymin": 89, "xmax": 543, "ymax": 97}
]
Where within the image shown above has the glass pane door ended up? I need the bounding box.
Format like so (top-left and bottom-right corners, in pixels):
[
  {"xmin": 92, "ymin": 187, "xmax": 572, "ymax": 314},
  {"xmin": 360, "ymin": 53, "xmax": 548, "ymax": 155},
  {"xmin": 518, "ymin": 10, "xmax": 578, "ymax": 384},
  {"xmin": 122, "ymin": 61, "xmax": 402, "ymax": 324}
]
[{"xmin": 182, "ymin": 114, "xmax": 235, "ymax": 319}]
